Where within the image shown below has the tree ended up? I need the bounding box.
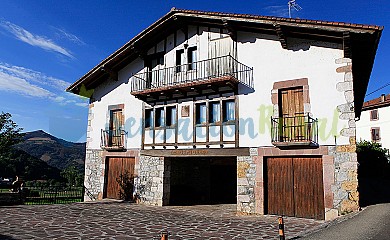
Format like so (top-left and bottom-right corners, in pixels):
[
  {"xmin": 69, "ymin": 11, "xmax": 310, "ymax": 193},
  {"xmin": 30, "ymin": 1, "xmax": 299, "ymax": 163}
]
[
  {"xmin": 61, "ymin": 165, "xmax": 84, "ymax": 186},
  {"xmin": 357, "ymin": 140, "xmax": 390, "ymax": 178},
  {"xmin": 0, "ymin": 112, "xmax": 24, "ymax": 177},
  {"xmin": 0, "ymin": 112, "xmax": 24, "ymax": 154}
]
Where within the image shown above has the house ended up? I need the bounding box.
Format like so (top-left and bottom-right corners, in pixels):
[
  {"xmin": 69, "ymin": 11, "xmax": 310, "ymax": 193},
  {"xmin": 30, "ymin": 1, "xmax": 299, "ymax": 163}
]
[
  {"xmin": 67, "ymin": 8, "xmax": 382, "ymax": 220},
  {"xmin": 357, "ymin": 94, "xmax": 390, "ymax": 150}
]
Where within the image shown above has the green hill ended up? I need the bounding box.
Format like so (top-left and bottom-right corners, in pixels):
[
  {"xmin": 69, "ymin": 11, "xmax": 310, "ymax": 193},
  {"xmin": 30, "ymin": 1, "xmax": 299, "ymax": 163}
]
[{"xmin": 14, "ymin": 130, "xmax": 86, "ymax": 173}]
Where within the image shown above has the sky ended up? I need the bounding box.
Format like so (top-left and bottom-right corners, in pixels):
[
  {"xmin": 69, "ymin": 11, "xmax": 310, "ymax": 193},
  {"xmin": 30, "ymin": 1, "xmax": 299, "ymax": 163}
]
[{"xmin": 0, "ymin": 0, "xmax": 389, "ymax": 142}]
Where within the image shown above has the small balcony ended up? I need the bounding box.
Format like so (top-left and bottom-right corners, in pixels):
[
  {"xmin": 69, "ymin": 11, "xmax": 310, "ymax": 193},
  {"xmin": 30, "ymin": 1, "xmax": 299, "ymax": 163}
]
[
  {"xmin": 271, "ymin": 114, "xmax": 318, "ymax": 147},
  {"xmin": 101, "ymin": 129, "xmax": 127, "ymax": 151},
  {"xmin": 130, "ymin": 55, "xmax": 253, "ymax": 101}
]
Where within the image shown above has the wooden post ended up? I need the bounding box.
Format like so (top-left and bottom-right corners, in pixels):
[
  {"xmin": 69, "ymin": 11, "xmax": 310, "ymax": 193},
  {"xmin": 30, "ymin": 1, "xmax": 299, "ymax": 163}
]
[
  {"xmin": 161, "ymin": 231, "xmax": 168, "ymax": 240},
  {"xmin": 278, "ymin": 216, "xmax": 285, "ymax": 240}
]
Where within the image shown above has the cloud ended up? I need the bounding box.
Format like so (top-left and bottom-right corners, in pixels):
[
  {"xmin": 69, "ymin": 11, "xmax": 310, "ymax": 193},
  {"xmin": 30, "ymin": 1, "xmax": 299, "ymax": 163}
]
[
  {"xmin": 0, "ymin": 71, "xmax": 54, "ymax": 98},
  {"xmin": 54, "ymin": 28, "xmax": 85, "ymax": 45},
  {"xmin": 0, "ymin": 20, "xmax": 74, "ymax": 58},
  {"xmin": 0, "ymin": 62, "xmax": 88, "ymax": 107},
  {"xmin": 0, "ymin": 63, "xmax": 69, "ymax": 91},
  {"xmin": 263, "ymin": 5, "xmax": 289, "ymax": 18}
]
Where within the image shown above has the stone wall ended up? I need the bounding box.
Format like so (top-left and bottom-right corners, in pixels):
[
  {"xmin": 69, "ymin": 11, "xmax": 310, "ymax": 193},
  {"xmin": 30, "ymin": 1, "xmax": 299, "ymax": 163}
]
[
  {"xmin": 135, "ymin": 156, "xmax": 169, "ymax": 206},
  {"xmin": 237, "ymin": 156, "xmax": 256, "ymax": 214},
  {"xmin": 332, "ymin": 57, "xmax": 359, "ymax": 214},
  {"xmin": 84, "ymin": 149, "xmax": 104, "ymax": 201}
]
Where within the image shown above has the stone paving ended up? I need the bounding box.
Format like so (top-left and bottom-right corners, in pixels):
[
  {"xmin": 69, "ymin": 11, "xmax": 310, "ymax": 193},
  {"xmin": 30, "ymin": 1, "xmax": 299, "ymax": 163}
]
[{"xmin": 0, "ymin": 202, "xmax": 322, "ymax": 239}]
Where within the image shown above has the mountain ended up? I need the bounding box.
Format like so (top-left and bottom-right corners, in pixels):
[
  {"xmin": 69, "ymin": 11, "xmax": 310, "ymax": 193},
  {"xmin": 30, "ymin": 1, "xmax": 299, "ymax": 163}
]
[
  {"xmin": 14, "ymin": 130, "xmax": 86, "ymax": 173},
  {"xmin": 0, "ymin": 148, "xmax": 61, "ymax": 180}
]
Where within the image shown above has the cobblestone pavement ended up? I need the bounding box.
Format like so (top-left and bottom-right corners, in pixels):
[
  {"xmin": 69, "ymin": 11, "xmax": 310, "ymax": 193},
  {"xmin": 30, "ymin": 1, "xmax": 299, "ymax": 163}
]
[{"xmin": 0, "ymin": 202, "xmax": 322, "ymax": 239}]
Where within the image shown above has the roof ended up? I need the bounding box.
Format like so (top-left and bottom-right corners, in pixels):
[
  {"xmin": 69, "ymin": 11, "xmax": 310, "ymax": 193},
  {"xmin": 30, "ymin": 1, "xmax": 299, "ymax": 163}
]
[
  {"xmin": 362, "ymin": 94, "xmax": 390, "ymax": 111},
  {"xmin": 67, "ymin": 8, "xmax": 383, "ymax": 117}
]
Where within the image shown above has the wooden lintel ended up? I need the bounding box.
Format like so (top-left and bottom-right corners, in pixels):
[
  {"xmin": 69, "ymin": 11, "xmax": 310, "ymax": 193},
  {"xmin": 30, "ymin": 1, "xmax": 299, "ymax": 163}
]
[
  {"xmin": 343, "ymin": 31, "xmax": 352, "ymax": 58},
  {"xmin": 274, "ymin": 24, "xmax": 288, "ymax": 49},
  {"xmin": 140, "ymin": 147, "xmax": 250, "ymax": 157}
]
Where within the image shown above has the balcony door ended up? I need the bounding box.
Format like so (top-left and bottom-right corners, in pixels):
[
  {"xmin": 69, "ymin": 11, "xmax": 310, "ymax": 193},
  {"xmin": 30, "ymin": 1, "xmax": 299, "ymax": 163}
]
[
  {"xmin": 208, "ymin": 36, "xmax": 234, "ymax": 77},
  {"xmin": 279, "ymin": 87, "xmax": 304, "ymax": 142},
  {"xmin": 146, "ymin": 53, "xmax": 164, "ymax": 88},
  {"xmin": 109, "ymin": 109, "xmax": 123, "ymax": 147}
]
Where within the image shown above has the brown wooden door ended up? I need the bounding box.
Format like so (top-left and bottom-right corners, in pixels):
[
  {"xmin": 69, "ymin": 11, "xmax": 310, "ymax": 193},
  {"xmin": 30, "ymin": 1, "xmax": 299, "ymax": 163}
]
[
  {"xmin": 106, "ymin": 157, "xmax": 135, "ymax": 199},
  {"xmin": 279, "ymin": 87, "xmax": 304, "ymax": 141},
  {"xmin": 267, "ymin": 157, "xmax": 295, "ymax": 216},
  {"xmin": 266, "ymin": 157, "xmax": 324, "ymax": 220}
]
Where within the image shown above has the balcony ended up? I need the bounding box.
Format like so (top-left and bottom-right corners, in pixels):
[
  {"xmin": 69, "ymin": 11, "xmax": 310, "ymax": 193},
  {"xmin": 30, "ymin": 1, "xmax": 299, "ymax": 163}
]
[
  {"xmin": 101, "ymin": 129, "xmax": 127, "ymax": 151},
  {"xmin": 271, "ymin": 114, "xmax": 318, "ymax": 147},
  {"xmin": 130, "ymin": 55, "xmax": 253, "ymax": 101}
]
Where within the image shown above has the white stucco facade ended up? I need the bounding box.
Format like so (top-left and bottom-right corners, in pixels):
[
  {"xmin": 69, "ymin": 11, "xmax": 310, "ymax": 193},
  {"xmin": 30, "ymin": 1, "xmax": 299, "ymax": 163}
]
[
  {"xmin": 357, "ymin": 103, "xmax": 390, "ymax": 150},
  {"xmin": 86, "ymin": 27, "xmax": 349, "ymax": 150}
]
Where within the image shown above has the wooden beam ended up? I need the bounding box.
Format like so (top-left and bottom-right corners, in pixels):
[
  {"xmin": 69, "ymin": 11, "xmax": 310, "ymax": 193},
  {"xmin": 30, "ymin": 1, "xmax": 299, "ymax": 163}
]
[
  {"xmin": 222, "ymin": 19, "xmax": 236, "ymax": 40},
  {"xmin": 343, "ymin": 31, "xmax": 352, "ymax": 58},
  {"xmin": 140, "ymin": 147, "xmax": 250, "ymax": 157},
  {"xmin": 100, "ymin": 66, "xmax": 118, "ymax": 81},
  {"xmin": 274, "ymin": 24, "xmax": 288, "ymax": 49}
]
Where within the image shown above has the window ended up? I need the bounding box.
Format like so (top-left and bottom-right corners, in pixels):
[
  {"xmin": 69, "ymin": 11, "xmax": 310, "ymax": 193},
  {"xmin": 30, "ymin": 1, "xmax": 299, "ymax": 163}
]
[
  {"xmin": 145, "ymin": 109, "xmax": 153, "ymax": 128},
  {"xmin": 209, "ymin": 102, "xmax": 221, "ymax": 123},
  {"xmin": 166, "ymin": 106, "xmax": 177, "ymax": 127},
  {"xmin": 370, "ymin": 109, "xmax": 379, "ymax": 121},
  {"xmin": 223, "ymin": 100, "xmax": 235, "ymax": 122},
  {"xmin": 371, "ymin": 128, "xmax": 380, "ymax": 141},
  {"xmin": 155, "ymin": 108, "xmax": 165, "ymax": 127},
  {"xmin": 187, "ymin": 47, "xmax": 197, "ymax": 70},
  {"xmin": 196, "ymin": 103, "xmax": 207, "ymax": 124},
  {"xmin": 176, "ymin": 49, "xmax": 184, "ymax": 72}
]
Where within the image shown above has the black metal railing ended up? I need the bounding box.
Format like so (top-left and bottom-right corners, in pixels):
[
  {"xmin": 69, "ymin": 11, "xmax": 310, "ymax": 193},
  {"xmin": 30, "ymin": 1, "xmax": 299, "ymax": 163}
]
[
  {"xmin": 271, "ymin": 114, "xmax": 318, "ymax": 144},
  {"xmin": 23, "ymin": 185, "xmax": 83, "ymax": 205},
  {"xmin": 131, "ymin": 55, "xmax": 253, "ymax": 92},
  {"xmin": 101, "ymin": 129, "xmax": 127, "ymax": 149}
]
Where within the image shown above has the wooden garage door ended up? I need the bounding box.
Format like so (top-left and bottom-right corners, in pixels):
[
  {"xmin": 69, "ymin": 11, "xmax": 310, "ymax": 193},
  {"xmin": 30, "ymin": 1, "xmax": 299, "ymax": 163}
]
[
  {"xmin": 106, "ymin": 157, "xmax": 135, "ymax": 199},
  {"xmin": 266, "ymin": 157, "xmax": 324, "ymax": 220}
]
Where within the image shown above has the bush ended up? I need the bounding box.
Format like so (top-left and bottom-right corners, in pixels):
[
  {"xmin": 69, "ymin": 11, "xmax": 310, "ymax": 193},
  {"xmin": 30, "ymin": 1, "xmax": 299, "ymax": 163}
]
[{"xmin": 357, "ymin": 140, "xmax": 390, "ymax": 178}]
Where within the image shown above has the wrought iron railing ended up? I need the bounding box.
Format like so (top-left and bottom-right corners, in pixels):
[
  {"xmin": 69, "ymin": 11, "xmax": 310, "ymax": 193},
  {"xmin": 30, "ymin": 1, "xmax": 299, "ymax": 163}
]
[
  {"xmin": 101, "ymin": 129, "xmax": 127, "ymax": 150},
  {"xmin": 131, "ymin": 55, "xmax": 253, "ymax": 92},
  {"xmin": 271, "ymin": 114, "xmax": 318, "ymax": 144},
  {"xmin": 23, "ymin": 185, "xmax": 83, "ymax": 205}
]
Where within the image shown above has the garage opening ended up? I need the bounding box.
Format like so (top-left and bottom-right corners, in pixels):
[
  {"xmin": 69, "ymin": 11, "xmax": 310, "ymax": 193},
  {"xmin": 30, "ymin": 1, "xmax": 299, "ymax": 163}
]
[
  {"xmin": 265, "ymin": 156, "xmax": 324, "ymax": 220},
  {"xmin": 169, "ymin": 157, "xmax": 236, "ymax": 205}
]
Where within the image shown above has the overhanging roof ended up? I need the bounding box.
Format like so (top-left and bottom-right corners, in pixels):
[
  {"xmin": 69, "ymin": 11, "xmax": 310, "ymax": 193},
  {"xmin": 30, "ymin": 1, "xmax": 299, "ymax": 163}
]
[{"xmin": 67, "ymin": 8, "xmax": 383, "ymax": 117}]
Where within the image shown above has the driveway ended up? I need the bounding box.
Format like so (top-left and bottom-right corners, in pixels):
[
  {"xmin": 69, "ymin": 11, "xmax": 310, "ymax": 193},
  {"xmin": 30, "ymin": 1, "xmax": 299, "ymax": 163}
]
[
  {"xmin": 0, "ymin": 202, "xmax": 321, "ymax": 239},
  {"xmin": 297, "ymin": 203, "xmax": 390, "ymax": 240}
]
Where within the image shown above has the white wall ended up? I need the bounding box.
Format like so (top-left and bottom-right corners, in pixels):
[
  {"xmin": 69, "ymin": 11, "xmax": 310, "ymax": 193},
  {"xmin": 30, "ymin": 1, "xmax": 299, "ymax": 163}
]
[
  {"xmin": 87, "ymin": 27, "xmax": 350, "ymax": 150},
  {"xmin": 87, "ymin": 58, "xmax": 144, "ymax": 149},
  {"xmin": 237, "ymin": 32, "xmax": 346, "ymax": 147},
  {"xmin": 357, "ymin": 106, "xmax": 390, "ymax": 150}
]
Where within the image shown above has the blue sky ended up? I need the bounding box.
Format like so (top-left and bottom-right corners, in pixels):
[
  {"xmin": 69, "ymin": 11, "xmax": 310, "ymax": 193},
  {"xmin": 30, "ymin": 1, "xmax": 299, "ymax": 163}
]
[{"xmin": 0, "ymin": 0, "xmax": 389, "ymax": 142}]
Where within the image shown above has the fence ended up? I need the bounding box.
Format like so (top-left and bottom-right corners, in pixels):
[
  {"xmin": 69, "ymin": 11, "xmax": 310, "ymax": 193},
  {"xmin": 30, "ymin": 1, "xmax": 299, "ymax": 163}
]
[
  {"xmin": 0, "ymin": 185, "xmax": 84, "ymax": 205},
  {"xmin": 131, "ymin": 55, "xmax": 254, "ymax": 92}
]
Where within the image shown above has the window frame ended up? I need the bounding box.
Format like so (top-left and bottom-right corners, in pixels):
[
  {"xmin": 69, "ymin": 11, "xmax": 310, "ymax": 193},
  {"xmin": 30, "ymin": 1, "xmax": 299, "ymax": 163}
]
[
  {"xmin": 371, "ymin": 127, "xmax": 381, "ymax": 142},
  {"xmin": 195, "ymin": 97, "xmax": 236, "ymax": 126},
  {"xmin": 166, "ymin": 105, "xmax": 177, "ymax": 128},
  {"xmin": 370, "ymin": 109, "xmax": 379, "ymax": 121}
]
